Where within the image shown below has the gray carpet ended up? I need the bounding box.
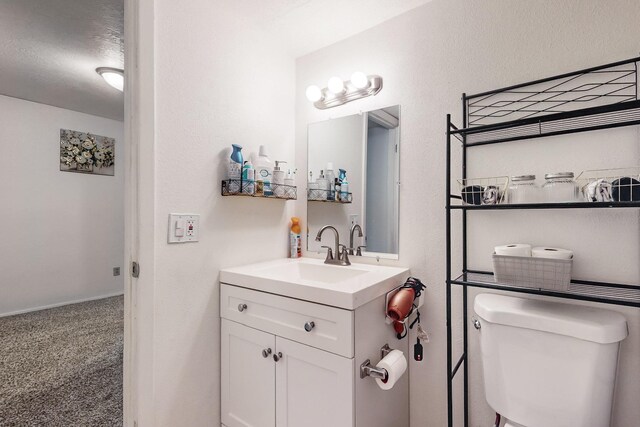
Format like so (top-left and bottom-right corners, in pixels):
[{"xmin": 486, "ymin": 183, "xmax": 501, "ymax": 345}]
[{"xmin": 0, "ymin": 296, "xmax": 124, "ymax": 426}]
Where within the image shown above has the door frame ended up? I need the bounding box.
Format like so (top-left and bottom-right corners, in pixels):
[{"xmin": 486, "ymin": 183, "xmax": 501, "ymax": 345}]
[{"xmin": 123, "ymin": 0, "xmax": 156, "ymax": 425}]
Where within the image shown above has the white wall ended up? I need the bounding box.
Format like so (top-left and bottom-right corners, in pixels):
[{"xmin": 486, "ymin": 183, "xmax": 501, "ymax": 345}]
[
  {"xmin": 295, "ymin": 1, "xmax": 640, "ymax": 426},
  {"xmin": 0, "ymin": 94, "xmax": 124, "ymax": 316},
  {"xmin": 135, "ymin": 2, "xmax": 296, "ymax": 425}
]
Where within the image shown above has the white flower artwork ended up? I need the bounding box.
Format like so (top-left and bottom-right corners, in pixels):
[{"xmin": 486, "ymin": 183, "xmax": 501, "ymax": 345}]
[{"xmin": 59, "ymin": 129, "xmax": 115, "ymax": 176}]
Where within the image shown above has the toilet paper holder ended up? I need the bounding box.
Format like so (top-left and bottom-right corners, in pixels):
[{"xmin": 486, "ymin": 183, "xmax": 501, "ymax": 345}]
[{"xmin": 360, "ymin": 344, "xmax": 393, "ymax": 380}]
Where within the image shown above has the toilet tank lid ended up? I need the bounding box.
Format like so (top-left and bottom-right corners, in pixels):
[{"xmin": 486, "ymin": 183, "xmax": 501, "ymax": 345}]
[{"xmin": 474, "ymin": 294, "xmax": 628, "ymax": 344}]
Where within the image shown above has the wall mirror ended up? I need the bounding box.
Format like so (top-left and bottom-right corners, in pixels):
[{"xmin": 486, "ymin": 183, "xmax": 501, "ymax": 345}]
[{"xmin": 307, "ymin": 105, "xmax": 400, "ymax": 259}]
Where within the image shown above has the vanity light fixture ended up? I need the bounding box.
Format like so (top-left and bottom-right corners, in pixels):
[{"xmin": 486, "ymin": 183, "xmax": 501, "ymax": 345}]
[
  {"xmin": 305, "ymin": 72, "xmax": 383, "ymax": 110},
  {"xmin": 96, "ymin": 67, "xmax": 124, "ymax": 92}
]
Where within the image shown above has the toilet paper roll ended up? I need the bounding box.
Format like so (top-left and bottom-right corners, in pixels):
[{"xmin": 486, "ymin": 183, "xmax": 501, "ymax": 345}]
[
  {"xmin": 532, "ymin": 247, "xmax": 573, "ymax": 259},
  {"xmin": 494, "ymin": 244, "xmax": 532, "ymax": 257},
  {"xmin": 375, "ymin": 349, "xmax": 407, "ymax": 391}
]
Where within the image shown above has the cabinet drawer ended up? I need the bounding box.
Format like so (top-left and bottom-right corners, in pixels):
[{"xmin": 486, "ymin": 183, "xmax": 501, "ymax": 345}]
[{"xmin": 220, "ymin": 284, "xmax": 354, "ymax": 358}]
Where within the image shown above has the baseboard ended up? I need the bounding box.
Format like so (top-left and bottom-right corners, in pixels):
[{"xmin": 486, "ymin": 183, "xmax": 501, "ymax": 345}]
[{"xmin": 0, "ymin": 291, "xmax": 125, "ymax": 318}]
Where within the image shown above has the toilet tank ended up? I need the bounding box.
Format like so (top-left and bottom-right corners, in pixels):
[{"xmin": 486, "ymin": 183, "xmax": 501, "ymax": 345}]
[{"xmin": 474, "ymin": 294, "xmax": 627, "ymax": 427}]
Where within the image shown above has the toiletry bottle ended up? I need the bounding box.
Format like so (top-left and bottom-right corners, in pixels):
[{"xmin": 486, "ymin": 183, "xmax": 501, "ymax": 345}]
[
  {"xmin": 241, "ymin": 160, "xmax": 254, "ymax": 195},
  {"xmin": 228, "ymin": 144, "xmax": 243, "ymax": 193},
  {"xmin": 337, "ymin": 169, "xmax": 347, "ymax": 202},
  {"xmin": 290, "ymin": 217, "xmax": 302, "ymax": 258},
  {"xmin": 285, "ymin": 169, "xmax": 296, "ymax": 198},
  {"xmin": 273, "ymin": 161, "xmax": 286, "ymax": 197},
  {"xmin": 254, "ymin": 145, "xmax": 273, "ymax": 196},
  {"xmin": 325, "ymin": 163, "xmax": 336, "ymax": 201},
  {"xmin": 334, "ymin": 178, "xmax": 341, "ymax": 202},
  {"xmin": 340, "ymin": 174, "xmax": 349, "ymax": 201},
  {"xmin": 338, "ymin": 168, "xmax": 346, "ymax": 183},
  {"xmin": 285, "ymin": 169, "xmax": 295, "ymax": 187},
  {"xmin": 316, "ymin": 170, "xmax": 328, "ymax": 200}
]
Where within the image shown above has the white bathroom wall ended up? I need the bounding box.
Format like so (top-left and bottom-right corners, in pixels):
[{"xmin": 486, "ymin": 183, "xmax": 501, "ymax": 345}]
[
  {"xmin": 295, "ymin": 1, "xmax": 640, "ymax": 426},
  {"xmin": 137, "ymin": 1, "xmax": 297, "ymax": 425},
  {"xmin": 0, "ymin": 94, "xmax": 124, "ymax": 316}
]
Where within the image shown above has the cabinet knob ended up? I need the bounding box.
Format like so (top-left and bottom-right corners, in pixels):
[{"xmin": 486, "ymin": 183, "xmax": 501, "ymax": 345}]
[
  {"xmin": 273, "ymin": 352, "xmax": 283, "ymax": 362},
  {"xmin": 304, "ymin": 321, "xmax": 315, "ymax": 332},
  {"xmin": 262, "ymin": 348, "xmax": 272, "ymax": 358},
  {"xmin": 238, "ymin": 303, "xmax": 248, "ymax": 312}
]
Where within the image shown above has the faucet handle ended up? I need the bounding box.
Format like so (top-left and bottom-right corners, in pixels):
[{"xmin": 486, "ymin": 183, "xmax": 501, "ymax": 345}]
[
  {"xmin": 321, "ymin": 246, "xmax": 334, "ymax": 261},
  {"xmin": 356, "ymin": 245, "xmax": 367, "ymax": 256},
  {"xmin": 338, "ymin": 244, "xmax": 351, "ymax": 265}
]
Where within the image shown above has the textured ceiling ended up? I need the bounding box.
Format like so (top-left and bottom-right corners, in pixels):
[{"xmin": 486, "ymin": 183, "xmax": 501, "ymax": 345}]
[
  {"xmin": 0, "ymin": 0, "xmax": 124, "ymax": 120},
  {"xmin": 0, "ymin": 0, "xmax": 430, "ymax": 121}
]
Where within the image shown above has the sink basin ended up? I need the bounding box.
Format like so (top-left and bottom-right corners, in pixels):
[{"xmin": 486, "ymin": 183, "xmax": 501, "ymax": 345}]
[
  {"xmin": 256, "ymin": 261, "xmax": 369, "ymax": 284},
  {"xmin": 220, "ymin": 258, "xmax": 409, "ymax": 309}
]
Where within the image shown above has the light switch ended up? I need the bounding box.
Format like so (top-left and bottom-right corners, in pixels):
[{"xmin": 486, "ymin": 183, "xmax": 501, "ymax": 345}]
[
  {"xmin": 175, "ymin": 219, "xmax": 185, "ymax": 237},
  {"xmin": 168, "ymin": 214, "xmax": 200, "ymax": 243}
]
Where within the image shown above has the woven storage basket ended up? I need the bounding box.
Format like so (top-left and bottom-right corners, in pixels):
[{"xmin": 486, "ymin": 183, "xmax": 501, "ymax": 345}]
[{"xmin": 492, "ymin": 254, "xmax": 572, "ymax": 291}]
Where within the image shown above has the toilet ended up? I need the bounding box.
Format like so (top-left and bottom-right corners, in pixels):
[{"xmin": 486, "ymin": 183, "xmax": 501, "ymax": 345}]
[{"xmin": 474, "ymin": 294, "xmax": 628, "ymax": 427}]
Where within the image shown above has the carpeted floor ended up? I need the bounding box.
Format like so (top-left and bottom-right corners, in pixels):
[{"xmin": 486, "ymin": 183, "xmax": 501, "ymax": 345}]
[{"xmin": 0, "ymin": 296, "xmax": 124, "ymax": 426}]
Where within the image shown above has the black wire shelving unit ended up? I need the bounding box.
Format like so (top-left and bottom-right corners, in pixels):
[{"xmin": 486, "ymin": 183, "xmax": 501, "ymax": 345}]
[{"xmin": 445, "ymin": 57, "xmax": 640, "ymax": 427}]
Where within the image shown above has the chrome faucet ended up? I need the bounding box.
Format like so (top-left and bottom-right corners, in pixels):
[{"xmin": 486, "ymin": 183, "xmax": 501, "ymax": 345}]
[
  {"xmin": 315, "ymin": 225, "xmax": 351, "ymax": 266},
  {"xmin": 349, "ymin": 223, "xmax": 366, "ymax": 256}
]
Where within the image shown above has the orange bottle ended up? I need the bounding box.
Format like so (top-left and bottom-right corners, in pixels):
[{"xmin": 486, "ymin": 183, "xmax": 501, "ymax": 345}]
[{"xmin": 290, "ymin": 217, "xmax": 302, "ymax": 258}]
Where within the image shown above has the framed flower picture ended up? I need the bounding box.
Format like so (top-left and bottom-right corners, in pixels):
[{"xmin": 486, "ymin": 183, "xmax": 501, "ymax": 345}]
[{"xmin": 60, "ymin": 129, "xmax": 115, "ymax": 176}]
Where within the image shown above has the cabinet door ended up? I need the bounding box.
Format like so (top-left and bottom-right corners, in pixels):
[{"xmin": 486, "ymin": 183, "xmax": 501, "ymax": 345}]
[
  {"xmin": 275, "ymin": 337, "xmax": 354, "ymax": 427},
  {"xmin": 221, "ymin": 319, "xmax": 276, "ymax": 427}
]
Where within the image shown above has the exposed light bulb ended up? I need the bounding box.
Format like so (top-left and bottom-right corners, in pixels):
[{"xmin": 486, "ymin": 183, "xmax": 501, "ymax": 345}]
[
  {"xmin": 305, "ymin": 85, "xmax": 323, "ymax": 102},
  {"xmin": 327, "ymin": 76, "xmax": 345, "ymax": 94},
  {"xmin": 350, "ymin": 71, "xmax": 369, "ymax": 90},
  {"xmin": 96, "ymin": 67, "xmax": 124, "ymax": 92}
]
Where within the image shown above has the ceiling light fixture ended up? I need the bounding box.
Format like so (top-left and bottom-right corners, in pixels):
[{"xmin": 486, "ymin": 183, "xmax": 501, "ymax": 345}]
[
  {"xmin": 306, "ymin": 72, "xmax": 383, "ymax": 110},
  {"xmin": 96, "ymin": 67, "xmax": 124, "ymax": 92}
]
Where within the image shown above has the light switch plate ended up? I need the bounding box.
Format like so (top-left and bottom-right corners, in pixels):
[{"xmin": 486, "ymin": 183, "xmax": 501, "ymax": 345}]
[{"xmin": 168, "ymin": 214, "xmax": 200, "ymax": 243}]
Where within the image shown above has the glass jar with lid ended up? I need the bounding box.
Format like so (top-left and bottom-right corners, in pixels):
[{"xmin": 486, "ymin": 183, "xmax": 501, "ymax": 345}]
[
  {"xmin": 508, "ymin": 175, "xmax": 539, "ymax": 204},
  {"xmin": 542, "ymin": 172, "xmax": 580, "ymax": 202}
]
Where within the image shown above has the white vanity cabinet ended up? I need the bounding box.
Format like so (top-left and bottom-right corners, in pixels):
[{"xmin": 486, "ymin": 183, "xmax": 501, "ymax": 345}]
[{"xmin": 220, "ymin": 277, "xmax": 410, "ymax": 427}]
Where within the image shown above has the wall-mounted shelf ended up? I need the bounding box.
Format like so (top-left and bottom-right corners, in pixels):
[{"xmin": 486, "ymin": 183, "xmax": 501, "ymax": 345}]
[
  {"xmin": 221, "ymin": 180, "xmax": 297, "ymax": 200},
  {"xmin": 307, "ymin": 189, "xmax": 352, "ymax": 203},
  {"xmin": 445, "ymin": 56, "xmax": 640, "ymax": 427}
]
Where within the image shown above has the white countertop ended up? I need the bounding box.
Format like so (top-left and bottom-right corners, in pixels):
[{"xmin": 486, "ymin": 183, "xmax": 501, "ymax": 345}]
[{"xmin": 220, "ymin": 257, "xmax": 410, "ymax": 310}]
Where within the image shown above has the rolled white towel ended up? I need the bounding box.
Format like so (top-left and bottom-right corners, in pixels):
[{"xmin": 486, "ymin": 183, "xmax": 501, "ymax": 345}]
[{"xmin": 584, "ymin": 179, "xmax": 612, "ymax": 202}]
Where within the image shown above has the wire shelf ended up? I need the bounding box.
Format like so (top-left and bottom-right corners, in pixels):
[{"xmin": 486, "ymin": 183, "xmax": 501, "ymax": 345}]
[
  {"xmin": 452, "ymin": 271, "xmax": 640, "ymax": 307},
  {"xmin": 450, "ymin": 57, "xmax": 640, "ymax": 146},
  {"xmin": 221, "ymin": 180, "xmax": 297, "ymax": 200},
  {"xmin": 457, "ymin": 176, "xmax": 509, "ymax": 205},
  {"xmin": 576, "ymin": 167, "xmax": 640, "ymax": 202},
  {"xmin": 307, "ymin": 188, "xmax": 352, "ymax": 203}
]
